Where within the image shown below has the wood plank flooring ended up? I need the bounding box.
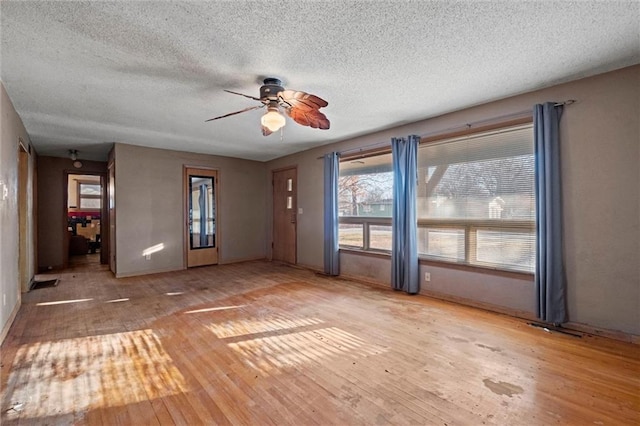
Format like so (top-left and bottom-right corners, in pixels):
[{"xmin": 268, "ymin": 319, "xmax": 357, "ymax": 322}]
[{"xmin": 1, "ymin": 260, "xmax": 638, "ymax": 425}]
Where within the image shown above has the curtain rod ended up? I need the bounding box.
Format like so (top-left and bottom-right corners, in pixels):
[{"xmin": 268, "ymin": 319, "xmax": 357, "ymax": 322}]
[{"xmin": 318, "ymin": 99, "xmax": 575, "ymax": 159}]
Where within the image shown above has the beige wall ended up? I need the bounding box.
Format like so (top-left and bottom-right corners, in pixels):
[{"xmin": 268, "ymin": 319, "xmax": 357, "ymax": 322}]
[
  {"xmin": 37, "ymin": 157, "xmax": 107, "ymax": 270},
  {"xmin": 266, "ymin": 65, "xmax": 640, "ymax": 336},
  {"xmin": 1, "ymin": 82, "xmax": 36, "ymax": 343},
  {"xmin": 113, "ymin": 143, "xmax": 267, "ymax": 277}
]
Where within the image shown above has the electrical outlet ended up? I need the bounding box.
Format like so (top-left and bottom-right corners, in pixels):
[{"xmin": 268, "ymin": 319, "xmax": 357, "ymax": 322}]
[
  {"xmin": 424, "ymin": 272, "xmax": 431, "ymax": 282},
  {"xmin": 145, "ymin": 254, "xmax": 151, "ymax": 260}
]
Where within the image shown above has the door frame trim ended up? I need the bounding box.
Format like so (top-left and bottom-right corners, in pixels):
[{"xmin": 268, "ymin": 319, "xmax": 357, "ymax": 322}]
[{"xmin": 18, "ymin": 143, "xmax": 30, "ymax": 292}]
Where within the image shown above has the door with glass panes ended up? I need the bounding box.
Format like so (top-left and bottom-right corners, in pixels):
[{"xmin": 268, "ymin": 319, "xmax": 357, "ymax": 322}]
[{"xmin": 185, "ymin": 167, "xmax": 218, "ymax": 267}]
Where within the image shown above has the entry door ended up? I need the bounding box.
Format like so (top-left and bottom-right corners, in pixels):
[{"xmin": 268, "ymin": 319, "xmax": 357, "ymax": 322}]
[
  {"xmin": 272, "ymin": 167, "xmax": 297, "ymax": 264},
  {"xmin": 185, "ymin": 168, "xmax": 218, "ymax": 267}
]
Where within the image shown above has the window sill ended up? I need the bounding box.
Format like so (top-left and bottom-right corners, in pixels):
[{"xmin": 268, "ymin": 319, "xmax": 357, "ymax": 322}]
[
  {"xmin": 339, "ymin": 247, "xmax": 391, "ymax": 259},
  {"xmin": 339, "ymin": 247, "xmax": 533, "ymax": 280}
]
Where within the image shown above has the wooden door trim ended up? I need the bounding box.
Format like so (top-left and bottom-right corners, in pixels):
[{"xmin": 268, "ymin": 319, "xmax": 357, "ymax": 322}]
[
  {"xmin": 271, "ymin": 165, "xmax": 298, "ymax": 174},
  {"xmin": 18, "ymin": 145, "xmax": 29, "ymax": 292}
]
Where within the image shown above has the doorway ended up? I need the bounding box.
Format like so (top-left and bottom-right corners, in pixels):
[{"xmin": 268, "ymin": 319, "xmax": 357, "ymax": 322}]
[
  {"xmin": 185, "ymin": 167, "xmax": 219, "ymax": 268},
  {"xmin": 65, "ymin": 173, "xmax": 106, "ymax": 267},
  {"xmin": 272, "ymin": 167, "xmax": 297, "ymax": 264}
]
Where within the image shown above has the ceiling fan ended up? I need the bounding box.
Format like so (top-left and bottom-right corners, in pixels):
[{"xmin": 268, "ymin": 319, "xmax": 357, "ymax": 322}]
[{"xmin": 206, "ymin": 78, "xmax": 330, "ymax": 136}]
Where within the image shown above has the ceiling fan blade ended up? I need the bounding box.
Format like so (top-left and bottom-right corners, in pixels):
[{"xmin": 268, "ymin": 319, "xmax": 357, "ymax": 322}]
[
  {"xmin": 278, "ymin": 90, "xmax": 328, "ymax": 110},
  {"xmin": 205, "ymin": 104, "xmax": 264, "ymax": 122},
  {"xmin": 224, "ymin": 89, "xmax": 262, "ymax": 102},
  {"xmin": 285, "ymin": 106, "xmax": 330, "ymax": 130}
]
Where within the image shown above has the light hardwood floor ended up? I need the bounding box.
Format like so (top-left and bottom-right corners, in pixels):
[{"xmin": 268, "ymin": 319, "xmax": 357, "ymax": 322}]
[{"xmin": 1, "ymin": 260, "xmax": 638, "ymax": 425}]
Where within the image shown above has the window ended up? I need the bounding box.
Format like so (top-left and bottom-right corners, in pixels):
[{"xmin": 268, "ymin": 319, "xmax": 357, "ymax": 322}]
[
  {"xmin": 338, "ymin": 152, "xmax": 393, "ymax": 251},
  {"xmin": 417, "ymin": 124, "xmax": 535, "ymax": 272},
  {"xmin": 337, "ymin": 124, "xmax": 535, "ymax": 273},
  {"xmin": 78, "ymin": 181, "xmax": 102, "ymax": 209}
]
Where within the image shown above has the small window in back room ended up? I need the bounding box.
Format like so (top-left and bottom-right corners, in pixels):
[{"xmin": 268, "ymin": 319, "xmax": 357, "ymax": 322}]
[{"xmin": 79, "ymin": 182, "xmax": 102, "ymax": 209}]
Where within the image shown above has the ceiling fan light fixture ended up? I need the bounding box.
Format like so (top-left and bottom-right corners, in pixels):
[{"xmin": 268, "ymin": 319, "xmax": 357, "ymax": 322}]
[
  {"xmin": 207, "ymin": 78, "xmax": 329, "ymax": 135},
  {"xmin": 261, "ymin": 107, "xmax": 286, "ymax": 132}
]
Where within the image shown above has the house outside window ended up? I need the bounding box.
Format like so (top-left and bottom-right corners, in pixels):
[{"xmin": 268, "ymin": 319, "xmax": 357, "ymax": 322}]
[{"xmin": 338, "ymin": 123, "xmax": 536, "ymax": 274}]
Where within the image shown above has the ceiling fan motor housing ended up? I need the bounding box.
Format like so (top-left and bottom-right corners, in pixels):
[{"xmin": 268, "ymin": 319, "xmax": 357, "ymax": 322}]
[{"xmin": 260, "ymin": 78, "xmax": 284, "ymax": 101}]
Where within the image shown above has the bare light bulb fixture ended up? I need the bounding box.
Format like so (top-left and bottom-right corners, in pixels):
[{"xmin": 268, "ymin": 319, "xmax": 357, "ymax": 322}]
[
  {"xmin": 68, "ymin": 149, "xmax": 83, "ymax": 168},
  {"xmin": 261, "ymin": 105, "xmax": 286, "ymax": 132}
]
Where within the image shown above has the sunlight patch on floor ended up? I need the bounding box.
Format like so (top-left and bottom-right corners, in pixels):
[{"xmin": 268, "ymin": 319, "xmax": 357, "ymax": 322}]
[
  {"xmin": 2, "ymin": 329, "xmax": 187, "ymax": 421},
  {"xmin": 207, "ymin": 314, "xmax": 324, "ymax": 339},
  {"xmin": 36, "ymin": 298, "xmax": 93, "ymax": 306},
  {"xmin": 105, "ymin": 298, "xmax": 130, "ymax": 303},
  {"xmin": 228, "ymin": 326, "xmax": 386, "ymax": 373},
  {"xmin": 185, "ymin": 304, "xmax": 245, "ymax": 314}
]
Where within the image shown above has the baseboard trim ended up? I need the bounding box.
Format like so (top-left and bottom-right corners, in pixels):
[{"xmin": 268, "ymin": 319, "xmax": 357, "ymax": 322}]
[
  {"xmin": 0, "ymin": 300, "xmax": 21, "ymax": 345},
  {"xmin": 115, "ymin": 265, "xmax": 183, "ymax": 278},
  {"xmin": 331, "ymin": 271, "xmax": 639, "ymax": 345},
  {"xmin": 419, "ymin": 289, "xmax": 538, "ymax": 323},
  {"xmin": 335, "ymin": 272, "xmax": 389, "ymax": 289},
  {"xmin": 220, "ymin": 256, "xmax": 267, "ymax": 265},
  {"xmin": 115, "ymin": 257, "xmax": 269, "ymax": 278},
  {"xmin": 563, "ymin": 321, "xmax": 639, "ymax": 344}
]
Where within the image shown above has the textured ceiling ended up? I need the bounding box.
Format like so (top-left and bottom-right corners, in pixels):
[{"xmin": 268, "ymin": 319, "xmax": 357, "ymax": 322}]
[{"xmin": 1, "ymin": 1, "xmax": 639, "ymax": 162}]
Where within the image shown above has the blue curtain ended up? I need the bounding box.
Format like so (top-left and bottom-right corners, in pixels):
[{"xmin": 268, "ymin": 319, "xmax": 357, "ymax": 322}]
[
  {"xmin": 534, "ymin": 102, "xmax": 567, "ymax": 324},
  {"xmin": 323, "ymin": 152, "xmax": 340, "ymax": 275},
  {"xmin": 391, "ymin": 135, "xmax": 420, "ymax": 294}
]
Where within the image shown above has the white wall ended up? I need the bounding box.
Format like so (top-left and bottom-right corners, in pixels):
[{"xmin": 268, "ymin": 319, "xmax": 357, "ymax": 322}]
[
  {"xmin": 266, "ymin": 65, "xmax": 640, "ymax": 336},
  {"xmin": 1, "ymin": 82, "xmax": 35, "ymax": 343},
  {"xmin": 113, "ymin": 143, "xmax": 267, "ymax": 277}
]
